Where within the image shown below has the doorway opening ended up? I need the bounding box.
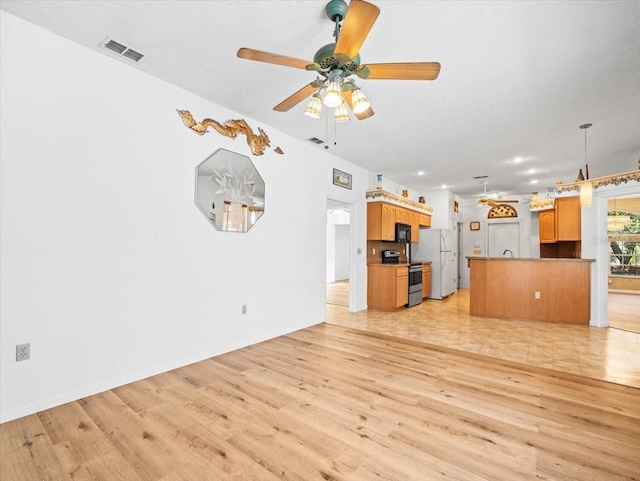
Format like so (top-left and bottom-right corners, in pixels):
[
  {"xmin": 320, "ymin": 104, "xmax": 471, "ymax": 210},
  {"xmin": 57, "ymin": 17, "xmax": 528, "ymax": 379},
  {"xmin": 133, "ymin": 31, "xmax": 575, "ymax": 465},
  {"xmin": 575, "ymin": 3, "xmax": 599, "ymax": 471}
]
[
  {"xmin": 606, "ymin": 195, "xmax": 640, "ymax": 333},
  {"xmin": 326, "ymin": 199, "xmax": 352, "ymax": 309}
]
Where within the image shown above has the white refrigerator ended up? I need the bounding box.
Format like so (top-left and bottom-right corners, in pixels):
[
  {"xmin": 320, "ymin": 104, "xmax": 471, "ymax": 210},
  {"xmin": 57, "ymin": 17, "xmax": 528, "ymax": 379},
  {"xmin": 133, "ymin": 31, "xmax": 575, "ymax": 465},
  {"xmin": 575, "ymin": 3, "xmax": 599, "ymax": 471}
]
[{"xmin": 414, "ymin": 228, "xmax": 457, "ymax": 299}]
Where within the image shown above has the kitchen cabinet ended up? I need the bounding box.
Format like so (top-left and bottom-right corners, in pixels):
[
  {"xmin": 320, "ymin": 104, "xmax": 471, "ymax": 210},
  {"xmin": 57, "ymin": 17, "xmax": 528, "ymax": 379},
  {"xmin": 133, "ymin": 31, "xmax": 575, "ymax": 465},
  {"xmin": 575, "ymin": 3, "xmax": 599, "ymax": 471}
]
[
  {"xmin": 539, "ymin": 196, "xmax": 581, "ymax": 258},
  {"xmin": 409, "ymin": 210, "xmax": 420, "ymax": 242},
  {"xmin": 367, "ymin": 201, "xmax": 431, "ymax": 241},
  {"xmin": 539, "ymin": 210, "xmax": 556, "ymax": 243},
  {"xmin": 367, "ymin": 202, "xmax": 396, "ymax": 241},
  {"xmin": 422, "ymin": 263, "xmax": 431, "ymax": 298},
  {"xmin": 419, "ymin": 212, "xmax": 432, "ymax": 228},
  {"xmin": 368, "ymin": 265, "xmax": 408, "ymax": 310},
  {"xmin": 556, "ymin": 197, "xmax": 581, "ymax": 241},
  {"xmin": 396, "ymin": 268, "xmax": 409, "ymax": 307},
  {"xmin": 395, "ymin": 207, "xmax": 410, "ymax": 224}
]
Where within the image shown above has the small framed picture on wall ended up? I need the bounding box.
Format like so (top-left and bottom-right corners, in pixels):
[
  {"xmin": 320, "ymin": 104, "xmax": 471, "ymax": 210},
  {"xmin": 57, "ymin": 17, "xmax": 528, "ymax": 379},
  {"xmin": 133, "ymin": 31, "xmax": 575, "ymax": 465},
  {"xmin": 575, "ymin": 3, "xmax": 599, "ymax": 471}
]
[
  {"xmin": 333, "ymin": 168, "xmax": 352, "ymax": 190},
  {"xmin": 470, "ymin": 221, "xmax": 480, "ymax": 231}
]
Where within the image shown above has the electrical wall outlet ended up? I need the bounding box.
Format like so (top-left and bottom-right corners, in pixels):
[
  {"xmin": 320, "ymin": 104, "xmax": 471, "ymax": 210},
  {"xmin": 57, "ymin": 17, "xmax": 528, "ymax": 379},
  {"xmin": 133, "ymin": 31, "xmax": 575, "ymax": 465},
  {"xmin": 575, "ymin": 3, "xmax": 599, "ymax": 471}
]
[
  {"xmin": 16, "ymin": 343, "xmax": 30, "ymax": 361},
  {"xmin": 534, "ymin": 291, "xmax": 541, "ymax": 299},
  {"xmin": 242, "ymin": 304, "xmax": 247, "ymax": 315},
  {"xmin": 357, "ymin": 247, "xmax": 362, "ymax": 255}
]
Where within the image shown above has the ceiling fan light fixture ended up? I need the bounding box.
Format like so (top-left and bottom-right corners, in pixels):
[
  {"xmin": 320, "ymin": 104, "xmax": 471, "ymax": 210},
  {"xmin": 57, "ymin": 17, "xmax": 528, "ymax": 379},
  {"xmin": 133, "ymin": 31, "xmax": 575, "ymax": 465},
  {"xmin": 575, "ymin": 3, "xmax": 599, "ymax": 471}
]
[
  {"xmin": 304, "ymin": 94, "xmax": 323, "ymax": 118},
  {"xmin": 351, "ymin": 87, "xmax": 370, "ymax": 114},
  {"xmin": 334, "ymin": 102, "xmax": 350, "ymax": 123},
  {"xmin": 323, "ymin": 80, "xmax": 343, "ymax": 108}
]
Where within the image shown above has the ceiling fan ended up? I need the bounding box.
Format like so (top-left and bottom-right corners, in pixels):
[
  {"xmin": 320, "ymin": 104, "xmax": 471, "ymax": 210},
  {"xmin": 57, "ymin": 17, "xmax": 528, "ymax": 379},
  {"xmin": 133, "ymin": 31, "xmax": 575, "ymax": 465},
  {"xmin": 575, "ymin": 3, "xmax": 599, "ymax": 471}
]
[
  {"xmin": 476, "ymin": 181, "xmax": 519, "ymax": 207},
  {"xmin": 237, "ymin": 0, "xmax": 441, "ymax": 121}
]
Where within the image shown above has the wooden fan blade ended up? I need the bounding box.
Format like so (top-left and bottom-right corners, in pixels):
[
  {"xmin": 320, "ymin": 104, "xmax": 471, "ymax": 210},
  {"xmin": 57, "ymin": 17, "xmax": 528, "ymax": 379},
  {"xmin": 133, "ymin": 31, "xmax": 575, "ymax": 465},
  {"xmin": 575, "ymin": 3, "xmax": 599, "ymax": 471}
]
[
  {"xmin": 273, "ymin": 82, "xmax": 321, "ymax": 112},
  {"xmin": 237, "ymin": 47, "xmax": 313, "ymax": 70},
  {"xmin": 364, "ymin": 62, "xmax": 441, "ymax": 80},
  {"xmin": 334, "ymin": 0, "xmax": 380, "ymax": 62},
  {"xmin": 342, "ymin": 91, "xmax": 375, "ymax": 120}
]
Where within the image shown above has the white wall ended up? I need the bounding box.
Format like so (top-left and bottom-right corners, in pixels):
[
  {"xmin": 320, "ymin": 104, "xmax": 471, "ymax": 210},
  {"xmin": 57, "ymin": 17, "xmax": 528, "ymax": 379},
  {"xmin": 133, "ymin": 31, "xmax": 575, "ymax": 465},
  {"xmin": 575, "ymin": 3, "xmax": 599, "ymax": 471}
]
[
  {"xmin": 0, "ymin": 13, "xmax": 371, "ymax": 422},
  {"xmin": 459, "ymin": 196, "xmax": 533, "ymax": 288},
  {"xmin": 335, "ymin": 224, "xmax": 351, "ymax": 280}
]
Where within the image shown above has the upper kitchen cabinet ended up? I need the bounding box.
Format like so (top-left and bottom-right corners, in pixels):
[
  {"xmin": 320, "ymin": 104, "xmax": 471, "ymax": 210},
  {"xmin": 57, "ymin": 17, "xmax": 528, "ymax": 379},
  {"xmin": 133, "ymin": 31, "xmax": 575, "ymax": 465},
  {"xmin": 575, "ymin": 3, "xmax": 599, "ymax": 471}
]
[
  {"xmin": 556, "ymin": 196, "xmax": 581, "ymax": 241},
  {"xmin": 539, "ymin": 196, "xmax": 581, "ymax": 242},
  {"xmin": 539, "ymin": 196, "xmax": 582, "ymax": 258},
  {"xmin": 539, "ymin": 209, "xmax": 556, "ymax": 243},
  {"xmin": 367, "ymin": 201, "xmax": 396, "ymax": 241},
  {"xmin": 366, "ymin": 191, "xmax": 433, "ymax": 242}
]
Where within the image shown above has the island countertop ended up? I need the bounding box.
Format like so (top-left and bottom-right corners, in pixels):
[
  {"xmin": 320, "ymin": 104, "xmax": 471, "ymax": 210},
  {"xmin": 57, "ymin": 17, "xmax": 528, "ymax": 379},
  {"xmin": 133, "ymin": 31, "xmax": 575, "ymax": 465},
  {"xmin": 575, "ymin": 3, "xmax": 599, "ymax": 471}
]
[{"xmin": 467, "ymin": 257, "xmax": 592, "ymax": 324}]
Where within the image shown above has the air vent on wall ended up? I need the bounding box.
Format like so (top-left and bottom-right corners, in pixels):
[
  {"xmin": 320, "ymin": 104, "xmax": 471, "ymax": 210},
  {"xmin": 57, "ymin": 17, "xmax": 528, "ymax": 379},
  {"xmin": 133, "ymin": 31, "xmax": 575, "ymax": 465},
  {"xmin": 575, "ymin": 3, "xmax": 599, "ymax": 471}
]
[
  {"xmin": 308, "ymin": 137, "xmax": 325, "ymax": 145},
  {"xmin": 100, "ymin": 36, "xmax": 146, "ymax": 63},
  {"xmin": 473, "ymin": 175, "xmax": 488, "ymax": 179}
]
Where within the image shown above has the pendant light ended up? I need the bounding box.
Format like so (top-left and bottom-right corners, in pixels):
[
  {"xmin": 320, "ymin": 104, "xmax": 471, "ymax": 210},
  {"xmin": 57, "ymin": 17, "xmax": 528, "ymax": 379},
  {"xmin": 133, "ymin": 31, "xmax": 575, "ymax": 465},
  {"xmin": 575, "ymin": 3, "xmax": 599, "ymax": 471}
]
[
  {"xmin": 579, "ymin": 123, "xmax": 593, "ymax": 207},
  {"xmin": 608, "ymin": 198, "xmax": 631, "ymax": 233}
]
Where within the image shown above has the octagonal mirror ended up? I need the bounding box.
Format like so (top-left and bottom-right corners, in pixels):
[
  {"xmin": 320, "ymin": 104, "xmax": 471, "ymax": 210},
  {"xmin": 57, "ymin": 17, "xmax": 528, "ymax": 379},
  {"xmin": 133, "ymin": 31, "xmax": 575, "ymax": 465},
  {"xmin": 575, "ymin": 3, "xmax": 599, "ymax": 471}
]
[{"xmin": 195, "ymin": 148, "xmax": 265, "ymax": 232}]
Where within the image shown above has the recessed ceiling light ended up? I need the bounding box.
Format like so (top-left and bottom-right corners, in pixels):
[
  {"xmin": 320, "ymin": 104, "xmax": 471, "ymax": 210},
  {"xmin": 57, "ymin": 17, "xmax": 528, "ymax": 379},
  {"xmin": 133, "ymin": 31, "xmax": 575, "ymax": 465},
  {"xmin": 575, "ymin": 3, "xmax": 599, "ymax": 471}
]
[
  {"xmin": 417, "ymin": 171, "xmax": 425, "ymax": 176},
  {"xmin": 441, "ymin": 184, "xmax": 448, "ymax": 189},
  {"xmin": 530, "ymin": 179, "xmax": 538, "ymax": 184},
  {"xmin": 512, "ymin": 157, "xmax": 524, "ymax": 163},
  {"xmin": 527, "ymin": 168, "xmax": 536, "ymax": 174}
]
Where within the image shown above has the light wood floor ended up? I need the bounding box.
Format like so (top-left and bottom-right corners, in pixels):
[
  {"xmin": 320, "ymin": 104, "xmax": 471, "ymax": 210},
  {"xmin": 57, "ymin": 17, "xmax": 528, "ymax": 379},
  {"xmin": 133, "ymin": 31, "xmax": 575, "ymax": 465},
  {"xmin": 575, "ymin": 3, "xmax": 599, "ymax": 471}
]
[
  {"xmin": 608, "ymin": 292, "xmax": 640, "ymax": 333},
  {"xmin": 327, "ymin": 280, "xmax": 349, "ymax": 307},
  {"xmin": 2, "ymin": 323, "xmax": 639, "ymax": 481},
  {"xmin": 327, "ymin": 285, "xmax": 640, "ymax": 388}
]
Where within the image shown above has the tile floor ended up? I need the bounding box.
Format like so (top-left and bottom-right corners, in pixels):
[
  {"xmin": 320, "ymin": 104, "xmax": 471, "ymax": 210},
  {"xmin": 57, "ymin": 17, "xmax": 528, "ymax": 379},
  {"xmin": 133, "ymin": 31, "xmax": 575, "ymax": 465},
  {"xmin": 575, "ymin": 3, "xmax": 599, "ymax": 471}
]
[{"xmin": 326, "ymin": 288, "xmax": 640, "ymax": 388}]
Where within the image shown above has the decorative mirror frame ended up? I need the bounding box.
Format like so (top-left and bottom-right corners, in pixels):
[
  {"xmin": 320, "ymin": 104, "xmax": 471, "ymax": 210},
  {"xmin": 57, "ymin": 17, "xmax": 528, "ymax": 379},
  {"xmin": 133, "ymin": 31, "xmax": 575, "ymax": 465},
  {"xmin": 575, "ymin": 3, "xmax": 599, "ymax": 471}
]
[{"xmin": 194, "ymin": 148, "xmax": 265, "ymax": 232}]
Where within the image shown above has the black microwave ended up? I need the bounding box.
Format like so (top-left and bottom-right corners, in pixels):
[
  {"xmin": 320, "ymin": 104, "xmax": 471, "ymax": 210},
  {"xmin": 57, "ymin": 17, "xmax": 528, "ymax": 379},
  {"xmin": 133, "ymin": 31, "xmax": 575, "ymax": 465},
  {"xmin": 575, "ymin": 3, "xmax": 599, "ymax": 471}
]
[{"xmin": 395, "ymin": 222, "xmax": 411, "ymax": 243}]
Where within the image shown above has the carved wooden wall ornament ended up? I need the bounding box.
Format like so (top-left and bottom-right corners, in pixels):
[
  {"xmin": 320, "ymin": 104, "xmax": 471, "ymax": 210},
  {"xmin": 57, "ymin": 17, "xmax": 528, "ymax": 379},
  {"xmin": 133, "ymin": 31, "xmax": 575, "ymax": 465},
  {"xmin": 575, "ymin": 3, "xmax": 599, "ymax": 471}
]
[
  {"xmin": 177, "ymin": 109, "xmax": 284, "ymax": 156},
  {"xmin": 487, "ymin": 204, "xmax": 518, "ymax": 219}
]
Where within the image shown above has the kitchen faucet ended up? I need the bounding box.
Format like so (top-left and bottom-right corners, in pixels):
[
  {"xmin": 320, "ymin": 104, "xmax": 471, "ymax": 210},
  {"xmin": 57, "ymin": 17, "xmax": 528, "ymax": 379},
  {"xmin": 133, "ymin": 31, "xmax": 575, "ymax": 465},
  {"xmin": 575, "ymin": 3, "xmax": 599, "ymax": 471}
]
[{"xmin": 503, "ymin": 249, "xmax": 513, "ymax": 258}]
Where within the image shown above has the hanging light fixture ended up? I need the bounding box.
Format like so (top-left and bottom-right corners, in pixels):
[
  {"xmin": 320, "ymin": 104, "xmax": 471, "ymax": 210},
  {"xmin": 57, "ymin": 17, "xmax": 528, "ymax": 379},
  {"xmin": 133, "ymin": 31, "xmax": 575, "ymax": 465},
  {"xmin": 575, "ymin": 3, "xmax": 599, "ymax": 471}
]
[
  {"xmin": 304, "ymin": 93, "xmax": 323, "ymax": 118},
  {"xmin": 578, "ymin": 123, "xmax": 593, "ymax": 207},
  {"xmin": 333, "ymin": 102, "xmax": 350, "ymax": 123},
  {"xmin": 304, "ymin": 76, "xmax": 373, "ymax": 122},
  {"xmin": 607, "ymin": 198, "xmax": 631, "ymax": 233}
]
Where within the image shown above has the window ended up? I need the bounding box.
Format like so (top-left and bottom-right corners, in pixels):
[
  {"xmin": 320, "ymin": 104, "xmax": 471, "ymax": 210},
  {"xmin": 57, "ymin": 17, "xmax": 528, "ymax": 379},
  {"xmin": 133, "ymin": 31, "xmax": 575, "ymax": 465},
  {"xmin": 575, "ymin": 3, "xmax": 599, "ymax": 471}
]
[{"xmin": 608, "ymin": 210, "xmax": 640, "ymax": 277}]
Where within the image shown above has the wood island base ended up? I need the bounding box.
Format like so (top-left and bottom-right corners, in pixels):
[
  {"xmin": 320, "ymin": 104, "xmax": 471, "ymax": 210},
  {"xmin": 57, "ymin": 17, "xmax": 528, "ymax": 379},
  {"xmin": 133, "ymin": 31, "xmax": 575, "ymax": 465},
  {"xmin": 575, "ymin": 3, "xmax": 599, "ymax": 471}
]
[{"xmin": 468, "ymin": 257, "xmax": 594, "ymax": 324}]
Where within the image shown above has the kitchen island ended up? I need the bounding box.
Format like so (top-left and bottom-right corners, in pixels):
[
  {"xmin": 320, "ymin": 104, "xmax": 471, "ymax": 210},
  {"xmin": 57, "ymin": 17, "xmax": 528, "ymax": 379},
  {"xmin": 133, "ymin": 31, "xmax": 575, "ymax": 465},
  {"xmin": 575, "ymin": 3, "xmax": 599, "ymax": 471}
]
[{"xmin": 468, "ymin": 257, "xmax": 594, "ymax": 324}]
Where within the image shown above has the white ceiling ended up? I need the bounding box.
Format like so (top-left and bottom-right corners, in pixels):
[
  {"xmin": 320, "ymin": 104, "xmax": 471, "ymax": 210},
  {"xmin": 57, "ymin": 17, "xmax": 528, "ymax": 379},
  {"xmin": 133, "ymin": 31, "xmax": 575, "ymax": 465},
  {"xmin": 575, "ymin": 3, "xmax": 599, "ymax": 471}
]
[{"xmin": 2, "ymin": 0, "xmax": 640, "ymax": 199}]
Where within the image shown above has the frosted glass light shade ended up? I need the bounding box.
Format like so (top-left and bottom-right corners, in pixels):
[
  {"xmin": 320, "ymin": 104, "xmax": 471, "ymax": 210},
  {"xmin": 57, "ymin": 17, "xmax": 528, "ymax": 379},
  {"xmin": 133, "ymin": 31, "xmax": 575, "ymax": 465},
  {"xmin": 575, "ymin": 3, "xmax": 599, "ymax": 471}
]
[
  {"xmin": 351, "ymin": 88, "xmax": 370, "ymax": 114},
  {"xmin": 334, "ymin": 102, "xmax": 350, "ymax": 123},
  {"xmin": 323, "ymin": 81, "xmax": 343, "ymax": 108},
  {"xmin": 304, "ymin": 94, "xmax": 322, "ymax": 118},
  {"xmin": 579, "ymin": 181, "xmax": 592, "ymax": 207}
]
